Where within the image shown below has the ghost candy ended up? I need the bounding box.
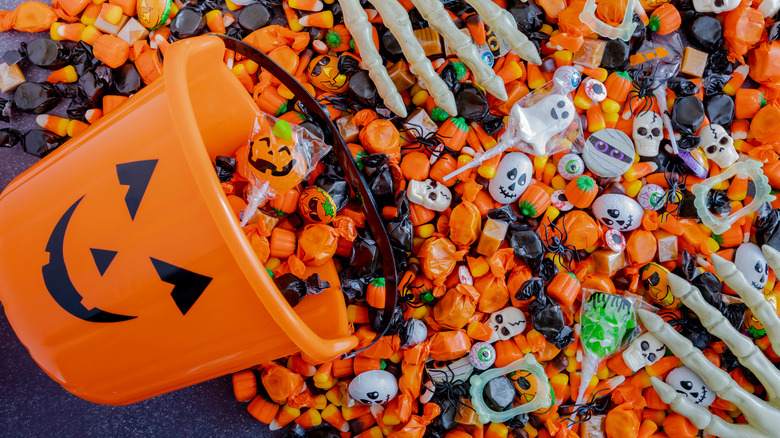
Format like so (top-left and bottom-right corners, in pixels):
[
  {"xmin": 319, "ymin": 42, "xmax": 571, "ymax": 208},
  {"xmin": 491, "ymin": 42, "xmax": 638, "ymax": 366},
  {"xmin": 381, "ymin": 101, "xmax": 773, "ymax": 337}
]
[
  {"xmin": 488, "ymin": 152, "xmax": 533, "ymax": 203},
  {"xmin": 348, "ymin": 370, "xmax": 399, "ymax": 405},
  {"xmin": 507, "ymin": 94, "xmax": 576, "ymax": 156},
  {"xmin": 592, "ymin": 194, "xmax": 644, "ymax": 232},
  {"xmin": 665, "ymin": 366, "xmax": 716, "ymax": 407},
  {"xmin": 735, "ymin": 242, "xmax": 769, "ymax": 292},
  {"xmin": 583, "ymin": 128, "xmax": 635, "ymax": 177}
]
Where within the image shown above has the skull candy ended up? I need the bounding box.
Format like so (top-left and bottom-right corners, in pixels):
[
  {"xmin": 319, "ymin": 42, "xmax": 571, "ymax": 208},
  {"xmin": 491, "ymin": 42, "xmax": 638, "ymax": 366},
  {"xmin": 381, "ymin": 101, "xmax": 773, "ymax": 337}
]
[
  {"xmin": 665, "ymin": 366, "xmax": 716, "ymax": 407},
  {"xmin": 407, "ymin": 178, "xmax": 452, "ymax": 212},
  {"xmin": 488, "ymin": 152, "xmax": 533, "ymax": 204},
  {"xmin": 735, "ymin": 242, "xmax": 769, "ymax": 292},
  {"xmin": 488, "ymin": 307, "xmax": 526, "ymax": 343},
  {"xmin": 621, "ymin": 333, "xmax": 666, "ymax": 372},
  {"xmin": 632, "ymin": 111, "xmax": 664, "ymax": 157},
  {"xmin": 693, "ymin": 0, "xmax": 740, "ymax": 13},
  {"xmin": 700, "ymin": 124, "xmax": 738, "ymax": 169}
]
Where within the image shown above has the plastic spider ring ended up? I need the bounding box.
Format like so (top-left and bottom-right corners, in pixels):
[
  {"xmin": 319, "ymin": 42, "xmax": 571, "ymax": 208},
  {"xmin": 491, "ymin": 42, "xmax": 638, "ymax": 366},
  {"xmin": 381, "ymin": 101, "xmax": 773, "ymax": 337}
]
[
  {"xmin": 551, "ymin": 190, "xmax": 574, "ymax": 211},
  {"xmin": 579, "ymin": 0, "xmax": 639, "ymax": 41},
  {"xmin": 692, "ymin": 160, "xmax": 776, "ymax": 235},
  {"xmin": 469, "ymin": 353, "xmax": 553, "ymax": 424}
]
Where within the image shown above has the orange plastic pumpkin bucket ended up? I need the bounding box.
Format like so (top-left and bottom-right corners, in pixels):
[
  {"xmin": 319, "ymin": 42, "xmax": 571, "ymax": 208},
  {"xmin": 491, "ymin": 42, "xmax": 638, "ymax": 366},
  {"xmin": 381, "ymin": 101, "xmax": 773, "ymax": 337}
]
[{"xmin": 0, "ymin": 36, "xmax": 360, "ymax": 405}]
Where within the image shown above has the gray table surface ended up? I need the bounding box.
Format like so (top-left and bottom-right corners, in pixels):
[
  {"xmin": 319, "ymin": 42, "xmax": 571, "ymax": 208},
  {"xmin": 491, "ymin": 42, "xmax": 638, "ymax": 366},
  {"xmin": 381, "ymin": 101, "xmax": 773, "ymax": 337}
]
[{"xmin": 0, "ymin": 0, "xmax": 284, "ymax": 435}]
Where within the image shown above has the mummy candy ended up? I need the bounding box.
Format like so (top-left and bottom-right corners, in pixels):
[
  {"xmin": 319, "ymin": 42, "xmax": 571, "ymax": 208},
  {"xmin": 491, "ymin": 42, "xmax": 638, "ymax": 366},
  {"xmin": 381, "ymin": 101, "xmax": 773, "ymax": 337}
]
[
  {"xmin": 583, "ymin": 128, "xmax": 635, "ymax": 178},
  {"xmin": 488, "ymin": 152, "xmax": 533, "ymax": 203},
  {"xmin": 592, "ymin": 194, "xmax": 644, "ymax": 232}
]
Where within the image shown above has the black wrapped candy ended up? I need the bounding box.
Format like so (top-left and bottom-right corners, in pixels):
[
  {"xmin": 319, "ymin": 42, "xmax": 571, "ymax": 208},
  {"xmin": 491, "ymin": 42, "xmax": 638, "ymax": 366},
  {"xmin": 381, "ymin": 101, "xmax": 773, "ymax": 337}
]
[
  {"xmin": 22, "ymin": 130, "xmax": 63, "ymax": 157},
  {"xmin": 13, "ymin": 82, "xmax": 60, "ymax": 114}
]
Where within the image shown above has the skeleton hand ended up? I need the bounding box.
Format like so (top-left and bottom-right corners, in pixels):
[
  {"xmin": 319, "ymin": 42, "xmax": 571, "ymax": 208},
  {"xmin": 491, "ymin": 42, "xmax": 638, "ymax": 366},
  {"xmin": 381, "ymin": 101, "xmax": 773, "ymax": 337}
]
[
  {"xmin": 637, "ymin": 245, "xmax": 780, "ymax": 438},
  {"xmin": 339, "ymin": 0, "xmax": 541, "ymax": 118}
]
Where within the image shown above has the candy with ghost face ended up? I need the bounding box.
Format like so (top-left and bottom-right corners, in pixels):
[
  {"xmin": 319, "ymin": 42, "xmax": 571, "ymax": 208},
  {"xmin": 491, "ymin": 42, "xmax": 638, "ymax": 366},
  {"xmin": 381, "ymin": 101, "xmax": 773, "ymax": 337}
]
[
  {"xmin": 582, "ymin": 128, "xmax": 635, "ymax": 178},
  {"xmin": 557, "ymin": 153, "xmax": 585, "ymax": 180},
  {"xmin": 488, "ymin": 152, "xmax": 533, "ymax": 203},
  {"xmin": 348, "ymin": 370, "xmax": 399, "ymax": 405},
  {"xmin": 508, "ymin": 94, "xmax": 577, "ymax": 156},
  {"xmin": 592, "ymin": 194, "xmax": 644, "ymax": 232},
  {"xmin": 735, "ymin": 242, "xmax": 769, "ymax": 292},
  {"xmin": 487, "ymin": 307, "xmax": 527, "ymax": 343},
  {"xmin": 469, "ymin": 341, "xmax": 497, "ymax": 370},
  {"xmin": 621, "ymin": 332, "xmax": 666, "ymax": 372},
  {"xmin": 406, "ymin": 179, "xmax": 452, "ymax": 212},
  {"xmin": 665, "ymin": 366, "xmax": 715, "ymax": 407}
]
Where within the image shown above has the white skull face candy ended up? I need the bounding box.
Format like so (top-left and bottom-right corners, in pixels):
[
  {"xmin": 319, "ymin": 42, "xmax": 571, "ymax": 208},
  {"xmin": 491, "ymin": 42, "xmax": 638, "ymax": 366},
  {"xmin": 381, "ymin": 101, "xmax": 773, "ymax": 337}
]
[
  {"xmin": 700, "ymin": 124, "xmax": 738, "ymax": 169},
  {"xmin": 633, "ymin": 111, "xmax": 664, "ymax": 157},
  {"xmin": 665, "ymin": 366, "xmax": 716, "ymax": 407},
  {"xmin": 693, "ymin": 0, "xmax": 739, "ymax": 13},
  {"xmin": 622, "ymin": 333, "xmax": 666, "ymax": 372},
  {"xmin": 508, "ymin": 94, "xmax": 576, "ymax": 156},
  {"xmin": 592, "ymin": 194, "xmax": 644, "ymax": 231},
  {"xmin": 488, "ymin": 307, "xmax": 526, "ymax": 343},
  {"xmin": 406, "ymin": 178, "xmax": 452, "ymax": 212},
  {"xmin": 582, "ymin": 128, "xmax": 635, "ymax": 178},
  {"xmin": 735, "ymin": 242, "xmax": 769, "ymax": 291},
  {"xmin": 488, "ymin": 152, "xmax": 533, "ymax": 203},
  {"xmin": 348, "ymin": 370, "xmax": 398, "ymax": 405}
]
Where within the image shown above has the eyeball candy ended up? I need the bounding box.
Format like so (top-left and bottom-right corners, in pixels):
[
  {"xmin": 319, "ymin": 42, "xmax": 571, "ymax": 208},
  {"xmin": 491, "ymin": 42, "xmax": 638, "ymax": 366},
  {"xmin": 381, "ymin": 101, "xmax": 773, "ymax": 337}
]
[
  {"xmin": 637, "ymin": 184, "xmax": 666, "ymax": 211},
  {"xmin": 592, "ymin": 194, "xmax": 644, "ymax": 231},
  {"xmin": 469, "ymin": 342, "xmax": 496, "ymax": 370},
  {"xmin": 583, "ymin": 78, "xmax": 607, "ymax": 102},
  {"xmin": 488, "ymin": 152, "xmax": 533, "ymax": 203},
  {"xmin": 348, "ymin": 370, "xmax": 399, "ymax": 405},
  {"xmin": 551, "ymin": 190, "xmax": 574, "ymax": 211},
  {"xmin": 604, "ymin": 229, "xmax": 626, "ymax": 252},
  {"xmin": 553, "ymin": 65, "xmax": 581, "ymax": 93},
  {"xmin": 582, "ymin": 128, "xmax": 635, "ymax": 178},
  {"xmin": 557, "ymin": 153, "xmax": 585, "ymax": 180},
  {"xmin": 298, "ymin": 187, "xmax": 337, "ymax": 223}
]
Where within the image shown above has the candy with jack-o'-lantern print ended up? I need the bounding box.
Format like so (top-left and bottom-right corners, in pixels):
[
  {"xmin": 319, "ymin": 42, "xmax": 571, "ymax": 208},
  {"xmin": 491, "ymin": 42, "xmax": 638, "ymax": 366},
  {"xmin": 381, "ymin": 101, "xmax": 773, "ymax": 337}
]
[
  {"xmin": 744, "ymin": 292, "xmax": 779, "ymax": 338},
  {"xmin": 307, "ymin": 54, "xmax": 359, "ymax": 93},
  {"xmin": 640, "ymin": 262, "xmax": 681, "ymax": 308},
  {"xmin": 298, "ymin": 187, "xmax": 337, "ymax": 224},
  {"xmin": 236, "ymin": 116, "xmax": 308, "ymax": 197}
]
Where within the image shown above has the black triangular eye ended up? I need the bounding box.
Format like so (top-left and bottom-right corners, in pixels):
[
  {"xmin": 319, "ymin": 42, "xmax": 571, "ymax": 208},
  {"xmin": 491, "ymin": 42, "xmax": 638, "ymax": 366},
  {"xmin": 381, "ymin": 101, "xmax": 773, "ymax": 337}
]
[
  {"xmin": 507, "ymin": 168, "xmax": 517, "ymax": 180},
  {"xmin": 518, "ymin": 173, "xmax": 527, "ymax": 186},
  {"xmin": 647, "ymin": 272, "xmax": 660, "ymax": 286},
  {"xmin": 755, "ymin": 262, "xmax": 764, "ymax": 273}
]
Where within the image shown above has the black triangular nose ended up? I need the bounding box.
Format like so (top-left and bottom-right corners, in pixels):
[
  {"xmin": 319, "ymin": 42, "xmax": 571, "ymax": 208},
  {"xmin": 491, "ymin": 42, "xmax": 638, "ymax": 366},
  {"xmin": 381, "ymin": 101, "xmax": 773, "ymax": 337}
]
[{"xmin": 508, "ymin": 183, "xmax": 515, "ymax": 191}]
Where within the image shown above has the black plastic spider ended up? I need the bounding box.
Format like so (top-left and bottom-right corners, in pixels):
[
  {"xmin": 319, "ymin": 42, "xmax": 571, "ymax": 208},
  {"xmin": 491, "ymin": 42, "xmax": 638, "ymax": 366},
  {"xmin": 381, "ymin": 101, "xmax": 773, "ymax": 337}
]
[
  {"xmin": 660, "ymin": 165, "xmax": 688, "ymax": 219},
  {"xmin": 560, "ymin": 388, "xmax": 612, "ymax": 425},
  {"xmin": 400, "ymin": 123, "xmax": 458, "ymax": 162},
  {"xmin": 622, "ymin": 67, "xmax": 663, "ymax": 117},
  {"xmin": 316, "ymin": 94, "xmax": 351, "ymax": 113},
  {"xmin": 429, "ymin": 366, "xmax": 474, "ymax": 416},
  {"xmin": 540, "ymin": 217, "xmax": 577, "ymax": 272},
  {"xmin": 396, "ymin": 275, "xmax": 428, "ymax": 313}
]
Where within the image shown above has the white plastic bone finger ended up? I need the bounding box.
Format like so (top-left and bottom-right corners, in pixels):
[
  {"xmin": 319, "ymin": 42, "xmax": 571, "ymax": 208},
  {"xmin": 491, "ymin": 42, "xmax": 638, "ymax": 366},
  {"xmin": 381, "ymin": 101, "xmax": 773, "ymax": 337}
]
[
  {"xmin": 409, "ymin": 0, "xmax": 507, "ymax": 100},
  {"xmin": 666, "ymin": 273, "xmax": 780, "ymax": 403},
  {"xmin": 466, "ymin": 0, "xmax": 541, "ymax": 65},
  {"xmin": 638, "ymin": 309, "xmax": 753, "ymax": 405},
  {"xmin": 366, "ymin": 0, "xmax": 458, "ymax": 116},
  {"xmin": 340, "ymin": 0, "xmax": 408, "ymax": 117},
  {"xmin": 712, "ymin": 252, "xmax": 780, "ymax": 355},
  {"xmin": 651, "ymin": 377, "xmax": 756, "ymax": 438}
]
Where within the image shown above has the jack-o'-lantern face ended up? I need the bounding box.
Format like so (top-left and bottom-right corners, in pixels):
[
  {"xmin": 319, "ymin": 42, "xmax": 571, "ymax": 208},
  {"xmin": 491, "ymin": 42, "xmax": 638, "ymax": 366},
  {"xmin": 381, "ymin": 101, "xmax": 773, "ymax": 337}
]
[
  {"xmin": 640, "ymin": 263, "xmax": 681, "ymax": 309},
  {"xmin": 236, "ymin": 116, "xmax": 307, "ymax": 196},
  {"xmin": 744, "ymin": 293, "xmax": 778, "ymax": 338},
  {"xmin": 308, "ymin": 55, "xmax": 348, "ymax": 93}
]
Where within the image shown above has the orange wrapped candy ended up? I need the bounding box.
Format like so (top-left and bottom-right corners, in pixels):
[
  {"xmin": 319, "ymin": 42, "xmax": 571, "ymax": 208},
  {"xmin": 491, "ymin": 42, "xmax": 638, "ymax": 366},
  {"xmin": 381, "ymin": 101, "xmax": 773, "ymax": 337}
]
[
  {"xmin": 417, "ymin": 236, "xmax": 467, "ymax": 292},
  {"xmin": 474, "ymin": 273, "xmax": 509, "ymax": 313},
  {"xmin": 433, "ymin": 284, "xmax": 480, "ymax": 329},
  {"xmin": 750, "ymin": 105, "xmax": 780, "ymax": 145},
  {"xmin": 541, "ymin": 210, "xmax": 601, "ymax": 250},
  {"xmin": 359, "ymin": 119, "xmax": 401, "ymax": 163},
  {"xmin": 0, "ymin": 1, "xmax": 57, "ymax": 32},
  {"xmin": 723, "ymin": 2, "xmax": 764, "ymax": 60},
  {"xmin": 243, "ymin": 25, "xmax": 311, "ymax": 54},
  {"xmin": 605, "ymin": 403, "xmax": 640, "ymax": 438},
  {"xmin": 261, "ymin": 363, "xmax": 306, "ymax": 404},
  {"xmin": 748, "ymin": 41, "xmax": 780, "ymax": 86},
  {"xmin": 626, "ymin": 230, "xmax": 657, "ymax": 264},
  {"xmin": 448, "ymin": 201, "xmax": 482, "ymax": 246},
  {"xmin": 428, "ymin": 330, "xmax": 472, "ymax": 361},
  {"xmin": 296, "ymin": 224, "xmax": 340, "ymax": 266}
]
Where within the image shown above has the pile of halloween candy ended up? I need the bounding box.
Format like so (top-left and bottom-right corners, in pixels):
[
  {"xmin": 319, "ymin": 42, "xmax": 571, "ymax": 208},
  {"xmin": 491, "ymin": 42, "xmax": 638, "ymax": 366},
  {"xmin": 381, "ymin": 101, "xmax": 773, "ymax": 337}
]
[{"xmin": 4, "ymin": 0, "xmax": 780, "ymax": 435}]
